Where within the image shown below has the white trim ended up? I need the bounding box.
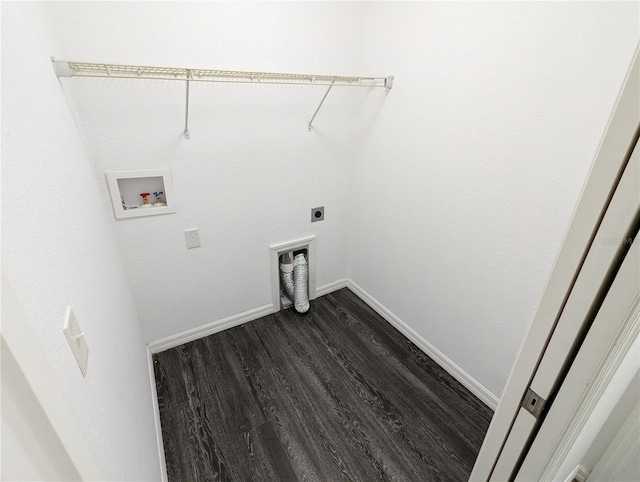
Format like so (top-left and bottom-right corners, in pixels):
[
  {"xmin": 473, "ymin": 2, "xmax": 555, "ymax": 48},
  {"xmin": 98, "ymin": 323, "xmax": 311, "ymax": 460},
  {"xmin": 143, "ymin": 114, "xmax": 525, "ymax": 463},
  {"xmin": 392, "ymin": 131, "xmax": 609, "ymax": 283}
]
[
  {"xmin": 147, "ymin": 277, "xmax": 497, "ymax": 410},
  {"xmin": 471, "ymin": 45, "xmax": 640, "ymax": 480},
  {"xmin": 148, "ymin": 304, "xmax": 273, "ymax": 353},
  {"xmin": 540, "ymin": 295, "xmax": 640, "ymax": 480},
  {"xmin": 316, "ymin": 278, "xmax": 349, "ymax": 297},
  {"xmin": 269, "ymin": 236, "xmax": 317, "ymax": 312},
  {"xmin": 148, "ymin": 277, "xmax": 347, "ymax": 353},
  {"xmin": 563, "ymin": 464, "xmax": 590, "ymax": 482},
  {"xmin": 146, "ymin": 277, "xmax": 499, "ymax": 478},
  {"xmin": 147, "ymin": 346, "xmax": 168, "ymax": 482},
  {"xmin": 346, "ymin": 279, "xmax": 499, "ymax": 410},
  {"xmin": 515, "ymin": 240, "xmax": 640, "ymax": 479},
  {"xmin": 589, "ymin": 400, "xmax": 640, "ymax": 481},
  {"xmin": 0, "ymin": 272, "xmax": 105, "ymax": 480},
  {"xmin": 509, "ymin": 122, "xmax": 639, "ymax": 480}
]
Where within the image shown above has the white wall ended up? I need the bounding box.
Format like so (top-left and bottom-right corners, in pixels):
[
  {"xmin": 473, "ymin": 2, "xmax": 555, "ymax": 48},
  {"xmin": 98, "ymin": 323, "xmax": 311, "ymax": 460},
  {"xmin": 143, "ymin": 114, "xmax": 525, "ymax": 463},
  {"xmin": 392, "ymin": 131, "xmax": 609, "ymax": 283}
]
[
  {"xmin": 21, "ymin": 1, "xmax": 639, "ymax": 408},
  {"xmin": 47, "ymin": 1, "xmax": 366, "ymax": 342},
  {"xmin": 1, "ymin": 3, "xmax": 161, "ymax": 480},
  {"xmin": 351, "ymin": 2, "xmax": 639, "ymax": 399}
]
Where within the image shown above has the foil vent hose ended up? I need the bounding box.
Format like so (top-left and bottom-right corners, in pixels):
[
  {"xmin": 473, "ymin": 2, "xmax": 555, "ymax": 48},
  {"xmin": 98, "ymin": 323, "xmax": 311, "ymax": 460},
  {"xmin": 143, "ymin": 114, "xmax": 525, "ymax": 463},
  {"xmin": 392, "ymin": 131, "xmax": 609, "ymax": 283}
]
[
  {"xmin": 293, "ymin": 253, "xmax": 310, "ymax": 313},
  {"xmin": 280, "ymin": 251, "xmax": 309, "ymax": 314}
]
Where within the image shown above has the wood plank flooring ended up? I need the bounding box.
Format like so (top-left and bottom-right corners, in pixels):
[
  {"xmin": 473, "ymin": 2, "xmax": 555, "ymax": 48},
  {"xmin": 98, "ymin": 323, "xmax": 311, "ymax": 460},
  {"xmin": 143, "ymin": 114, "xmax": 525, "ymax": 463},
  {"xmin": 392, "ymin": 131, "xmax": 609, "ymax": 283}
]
[{"xmin": 153, "ymin": 288, "xmax": 493, "ymax": 481}]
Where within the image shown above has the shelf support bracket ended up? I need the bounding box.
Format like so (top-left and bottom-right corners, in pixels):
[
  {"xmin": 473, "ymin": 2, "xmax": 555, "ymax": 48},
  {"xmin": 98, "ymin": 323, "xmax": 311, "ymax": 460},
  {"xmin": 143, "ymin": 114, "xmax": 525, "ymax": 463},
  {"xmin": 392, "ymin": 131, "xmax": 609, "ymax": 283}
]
[
  {"xmin": 385, "ymin": 76, "xmax": 394, "ymax": 89},
  {"xmin": 184, "ymin": 71, "xmax": 192, "ymax": 139},
  {"xmin": 51, "ymin": 57, "xmax": 72, "ymax": 78},
  {"xmin": 308, "ymin": 80, "xmax": 335, "ymax": 132}
]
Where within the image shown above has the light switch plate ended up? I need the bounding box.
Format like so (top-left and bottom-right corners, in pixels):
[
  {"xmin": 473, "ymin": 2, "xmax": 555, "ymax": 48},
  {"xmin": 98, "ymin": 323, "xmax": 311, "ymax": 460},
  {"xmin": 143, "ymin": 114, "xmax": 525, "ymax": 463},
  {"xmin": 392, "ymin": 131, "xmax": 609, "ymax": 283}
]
[
  {"xmin": 184, "ymin": 228, "xmax": 201, "ymax": 249},
  {"xmin": 63, "ymin": 306, "xmax": 88, "ymax": 376}
]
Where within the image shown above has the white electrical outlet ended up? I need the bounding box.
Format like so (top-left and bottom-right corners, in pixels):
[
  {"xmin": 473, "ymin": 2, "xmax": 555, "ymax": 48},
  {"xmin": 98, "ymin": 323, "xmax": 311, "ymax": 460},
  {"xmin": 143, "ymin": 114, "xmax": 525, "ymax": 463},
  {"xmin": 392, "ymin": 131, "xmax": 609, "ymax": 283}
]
[
  {"xmin": 63, "ymin": 306, "xmax": 89, "ymax": 376},
  {"xmin": 184, "ymin": 228, "xmax": 201, "ymax": 249}
]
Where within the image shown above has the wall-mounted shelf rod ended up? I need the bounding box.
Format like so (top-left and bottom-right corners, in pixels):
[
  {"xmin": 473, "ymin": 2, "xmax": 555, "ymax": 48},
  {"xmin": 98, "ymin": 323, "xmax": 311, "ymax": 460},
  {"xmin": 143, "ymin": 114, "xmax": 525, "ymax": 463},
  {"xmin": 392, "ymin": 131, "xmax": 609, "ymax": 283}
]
[{"xmin": 51, "ymin": 59, "xmax": 394, "ymax": 137}]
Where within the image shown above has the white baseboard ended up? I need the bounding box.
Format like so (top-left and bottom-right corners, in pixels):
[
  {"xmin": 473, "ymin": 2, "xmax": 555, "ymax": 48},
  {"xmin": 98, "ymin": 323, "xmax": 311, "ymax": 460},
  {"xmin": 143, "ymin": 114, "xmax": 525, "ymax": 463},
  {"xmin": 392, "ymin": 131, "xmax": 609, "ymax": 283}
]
[
  {"xmin": 146, "ymin": 277, "xmax": 498, "ymax": 480},
  {"xmin": 146, "ymin": 346, "xmax": 168, "ymax": 482},
  {"xmin": 346, "ymin": 280, "xmax": 499, "ymax": 410},
  {"xmin": 316, "ymin": 278, "xmax": 349, "ymax": 297},
  {"xmin": 148, "ymin": 304, "xmax": 274, "ymax": 354},
  {"xmin": 147, "ymin": 278, "xmax": 498, "ymax": 410},
  {"xmin": 148, "ymin": 280, "xmax": 348, "ymax": 353}
]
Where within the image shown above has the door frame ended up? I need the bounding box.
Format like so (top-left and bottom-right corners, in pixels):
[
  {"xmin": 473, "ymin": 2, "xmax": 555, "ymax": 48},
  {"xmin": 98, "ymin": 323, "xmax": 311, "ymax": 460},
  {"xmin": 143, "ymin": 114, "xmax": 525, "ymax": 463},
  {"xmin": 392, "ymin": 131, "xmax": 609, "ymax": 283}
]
[
  {"xmin": 519, "ymin": 244, "xmax": 639, "ymax": 480},
  {"xmin": 470, "ymin": 44, "xmax": 640, "ymax": 481},
  {"xmin": 1, "ymin": 271, "xmax": 105, "ymax": 480}
]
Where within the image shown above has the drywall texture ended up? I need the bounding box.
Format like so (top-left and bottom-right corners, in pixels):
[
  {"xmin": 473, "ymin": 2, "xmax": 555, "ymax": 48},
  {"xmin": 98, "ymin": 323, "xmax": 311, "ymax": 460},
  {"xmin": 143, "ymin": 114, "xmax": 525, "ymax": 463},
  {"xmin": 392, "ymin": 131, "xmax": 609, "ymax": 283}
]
[
  {"xmin": 1, "ymin": 3, "xmax": 161, "ymax": 480},
  {"xmin": 350, "ymin": 2, "xmax": 639, "ymax": 399},
  {"xmin": 47, "ymin": 1, "xmax": 366, "ymax": 342},
  {"xmin": 24, "ymin": 1, "xmax": 639, "ymax": 407}
]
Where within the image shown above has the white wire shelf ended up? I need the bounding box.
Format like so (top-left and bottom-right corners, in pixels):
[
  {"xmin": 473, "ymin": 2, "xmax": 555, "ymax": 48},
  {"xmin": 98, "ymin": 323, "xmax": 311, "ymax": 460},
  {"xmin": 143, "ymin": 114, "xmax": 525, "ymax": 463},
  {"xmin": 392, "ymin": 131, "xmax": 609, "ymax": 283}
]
[
  {"xmin": 51, "ymin": 58, "xmax": 394, "ymax": 136},
  {"xmin": 53, "ymin": 60, "xmax": 392, "ymax": 88}
]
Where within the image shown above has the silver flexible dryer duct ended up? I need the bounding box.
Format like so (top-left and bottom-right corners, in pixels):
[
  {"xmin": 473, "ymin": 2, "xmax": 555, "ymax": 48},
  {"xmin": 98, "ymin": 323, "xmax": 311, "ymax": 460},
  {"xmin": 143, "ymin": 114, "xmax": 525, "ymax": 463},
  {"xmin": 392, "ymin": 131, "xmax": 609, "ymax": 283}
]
[
  {"xmin": 280, "ymin": 252, "xmax": 294, "ymax": 300},
  {"xmin": 280, "ymin": 251, "xmax": 310, "ymax": 314},
  {"xmin": 293, "ymin": 253, "xmax": 310, "ymax": 313}
]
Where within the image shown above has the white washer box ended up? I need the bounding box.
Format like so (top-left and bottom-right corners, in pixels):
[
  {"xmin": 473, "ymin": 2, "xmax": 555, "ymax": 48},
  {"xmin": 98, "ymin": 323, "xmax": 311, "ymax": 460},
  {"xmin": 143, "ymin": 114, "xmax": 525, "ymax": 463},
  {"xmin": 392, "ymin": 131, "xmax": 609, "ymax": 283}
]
[{"xmin": 106, "ymin": 169, "xmax": 176, "ymax": 219}]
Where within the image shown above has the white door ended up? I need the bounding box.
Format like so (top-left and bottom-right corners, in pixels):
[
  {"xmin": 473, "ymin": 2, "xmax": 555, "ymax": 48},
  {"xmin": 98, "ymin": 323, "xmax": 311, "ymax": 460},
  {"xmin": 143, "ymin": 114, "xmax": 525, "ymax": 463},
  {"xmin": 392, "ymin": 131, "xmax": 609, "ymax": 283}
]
[
  {"xmin": 489, "ymin": 135, "xmax": 639, "ymax": 481},
  {"xmin": 471, "ymin": 45, "xmax": 640, "ymax": 481},
  {"xmin": 513, "ymin": 141, "xmax": 639, "ymax": 480},
  {"xmin": 522, "ymin": 299, "xmax": 639, "ymax": 481}
]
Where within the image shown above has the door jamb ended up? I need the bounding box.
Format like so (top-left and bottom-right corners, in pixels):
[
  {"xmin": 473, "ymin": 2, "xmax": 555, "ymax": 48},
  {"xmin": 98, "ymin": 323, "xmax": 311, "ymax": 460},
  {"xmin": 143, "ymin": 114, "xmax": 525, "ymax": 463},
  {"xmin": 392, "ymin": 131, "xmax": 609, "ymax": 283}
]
[
  {"xmin": 1, "ymin": 271, "xmax": 105, "ymax": 480},
  {"xmin": 470, "ymin": 44, "xmax": 640, "ymax": 480}
]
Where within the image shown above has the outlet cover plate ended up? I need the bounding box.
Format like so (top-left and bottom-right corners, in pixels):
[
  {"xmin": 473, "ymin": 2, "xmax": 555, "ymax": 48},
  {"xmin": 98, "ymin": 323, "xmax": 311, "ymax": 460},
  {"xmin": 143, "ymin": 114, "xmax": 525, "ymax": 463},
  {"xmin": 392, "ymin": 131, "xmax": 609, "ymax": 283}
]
[
  {"xmin": 311, "ymin": 206, "xmax": 324, "ymax": 223},
  {"xmin": 63, "ymin": 306, "xmax": 88, "ymax": 376}
]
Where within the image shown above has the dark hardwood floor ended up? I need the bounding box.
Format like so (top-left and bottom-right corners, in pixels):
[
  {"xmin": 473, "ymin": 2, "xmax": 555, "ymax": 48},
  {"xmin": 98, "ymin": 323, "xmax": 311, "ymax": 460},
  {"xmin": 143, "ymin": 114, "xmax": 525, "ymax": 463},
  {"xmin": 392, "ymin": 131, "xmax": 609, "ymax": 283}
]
[{"xmin": 153, "ymin": 288, "xmax": 493, "ymax": 481}]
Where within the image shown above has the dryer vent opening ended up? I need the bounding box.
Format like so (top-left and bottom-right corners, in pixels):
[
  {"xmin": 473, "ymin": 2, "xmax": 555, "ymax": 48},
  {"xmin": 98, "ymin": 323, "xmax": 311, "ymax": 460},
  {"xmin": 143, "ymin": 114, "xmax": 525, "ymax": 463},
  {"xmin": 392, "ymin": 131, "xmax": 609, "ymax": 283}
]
[{"xmin": 270, "ymin": 237, "xmax": 316, "ymax": 313}]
